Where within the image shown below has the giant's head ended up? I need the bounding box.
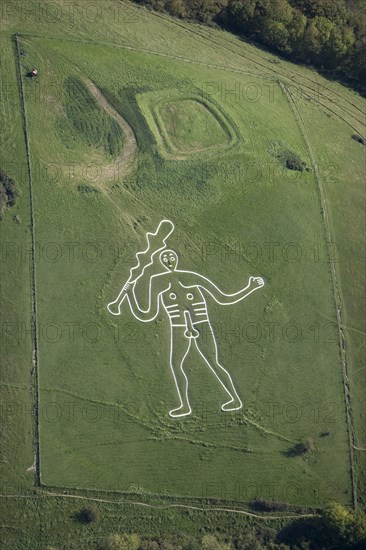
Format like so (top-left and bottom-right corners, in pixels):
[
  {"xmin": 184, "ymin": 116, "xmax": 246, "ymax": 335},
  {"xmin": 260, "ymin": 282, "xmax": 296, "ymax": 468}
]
[{"xmin": 159, "ymin": 249, "xmax": 178, "ymax": 271}]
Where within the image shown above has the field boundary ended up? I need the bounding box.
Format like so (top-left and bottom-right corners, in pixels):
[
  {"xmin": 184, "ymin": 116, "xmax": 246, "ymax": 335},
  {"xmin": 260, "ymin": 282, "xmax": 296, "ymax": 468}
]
[
  {"xmin": 13, "ymin": 31, "xmax": 359, "ymax": 510},
  {"xmin": 13, "ymin": 34, "xmax": 41, "ymax": 486},
  {"xmin": 279, "ymin": 80, "xmax": 357, "ymax": 508}
]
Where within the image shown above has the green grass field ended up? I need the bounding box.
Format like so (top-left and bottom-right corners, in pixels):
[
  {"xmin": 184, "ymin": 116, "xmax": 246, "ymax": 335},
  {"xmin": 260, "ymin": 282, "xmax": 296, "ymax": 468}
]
[
  {"xmin": 137, "ymin": 89, "xmax": 239, "ymax": 158},
  {"xmin": 158, "ymin": 98, "xmax": 229, "ymax": 150},
  {"xmin": 59, "ymin": 75, "xmax": 124, "ymax": 157},
  {"xmin": 0, "ymin": 1, "xmax": 365, "ymax": 548}
]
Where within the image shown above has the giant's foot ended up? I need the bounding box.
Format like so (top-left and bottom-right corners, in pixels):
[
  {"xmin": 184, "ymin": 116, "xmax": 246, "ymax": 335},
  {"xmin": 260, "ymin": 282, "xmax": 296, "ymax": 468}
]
[
  {"xmin": 221, "ymin": 397, "xmax": 242, "ymax": 412},
  {"xmin": 169, "ymin": 404, "xmax": 192, "ymax": 418}
]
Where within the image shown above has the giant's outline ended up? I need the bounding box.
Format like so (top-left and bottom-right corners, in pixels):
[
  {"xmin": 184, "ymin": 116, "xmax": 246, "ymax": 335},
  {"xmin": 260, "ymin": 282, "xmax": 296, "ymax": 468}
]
[{"xmin": 108, "ymin": 220, "xmax": 264, "ymax": 417}]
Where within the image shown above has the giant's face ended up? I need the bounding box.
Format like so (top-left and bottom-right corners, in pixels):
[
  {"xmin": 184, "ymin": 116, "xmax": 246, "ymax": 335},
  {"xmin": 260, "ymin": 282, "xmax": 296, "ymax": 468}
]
[{"xmin": 160, "ymin": 249, "xmax": 178, "ymax": 271}]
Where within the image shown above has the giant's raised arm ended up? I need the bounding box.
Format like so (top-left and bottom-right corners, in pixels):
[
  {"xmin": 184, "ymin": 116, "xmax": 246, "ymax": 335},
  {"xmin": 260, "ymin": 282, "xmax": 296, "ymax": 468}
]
[
  {"xmin": 107, "ymin": 219, "xmax": 174, "ymax": 316},
  {"xmin": 187, "ymin": 272, "xmax": 264, "ymax": 305}
]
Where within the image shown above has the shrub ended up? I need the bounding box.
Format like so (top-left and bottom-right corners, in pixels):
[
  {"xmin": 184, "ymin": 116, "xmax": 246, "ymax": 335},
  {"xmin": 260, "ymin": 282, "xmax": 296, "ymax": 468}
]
[
  {"xmin": 0, "ymin": 170, "xmax": 19, "ymax": 218},
  {"xmin": 250, "ymin": 498, "xmax": 288, "ymax": 512},
  {"xmin": 201, "ymin": 533, "xmax": 232, "ymax": 550},
  {"xmin": 320, "ymin": 502, "xmax": 366, "ymax": 548},
  {"xmin": 0, "ymin": 186, "xmax": 7, "ymax": 219},
  {"xmin": 352, "ymin": 134, "xmax": 366, "ymax": 146},
  {"xmin": 77, "ymin": 184, "xmax": 100, "ymax": 194},
  {"xmin": 284, "ymin": 154, "xmax": 309, "ymax": 172},
  {"xmin": 74, "ymin": 505, "xmax": 99, "ymax": 524},
  {"xmin": 99, "ymin": 533, "xmax": 140, "ymax": 550},
  {"xmin": 284, "ymin": 437, "xmax": 316, "ymax": 457},
  {"xmin": 277, "ymin": 503, "xmax": 366, "ymax": 548},
  {"xmin": 268, "ymin": 142, "xmax": 310, "ymax": 172}
]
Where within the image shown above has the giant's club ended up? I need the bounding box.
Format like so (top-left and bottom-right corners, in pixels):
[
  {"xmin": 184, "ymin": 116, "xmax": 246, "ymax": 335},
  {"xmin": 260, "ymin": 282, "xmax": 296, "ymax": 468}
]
[{"xmin": 107, "ymin": 219, "xmax": 174, "ymax": 315}]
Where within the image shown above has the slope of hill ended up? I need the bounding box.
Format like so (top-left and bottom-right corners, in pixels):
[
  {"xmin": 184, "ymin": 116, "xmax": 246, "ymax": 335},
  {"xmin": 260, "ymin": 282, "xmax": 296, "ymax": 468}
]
[{"xmin": 0, "ymin": 1, "xmax": 365, "ymax": 548}]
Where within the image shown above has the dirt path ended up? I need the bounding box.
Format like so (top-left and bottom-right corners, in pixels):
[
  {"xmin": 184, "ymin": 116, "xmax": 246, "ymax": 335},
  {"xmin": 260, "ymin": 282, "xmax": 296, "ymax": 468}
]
[
  {"xmin": 0, "ymin": 492, "xmax": 317, "ymax": 521},
  {"xmin": 82, "ymin": 79, "xmax": 137, "ymax": 184},
  {"xmin": 353, "ymin": 445, "xmax": 366, "ymax": 452}
]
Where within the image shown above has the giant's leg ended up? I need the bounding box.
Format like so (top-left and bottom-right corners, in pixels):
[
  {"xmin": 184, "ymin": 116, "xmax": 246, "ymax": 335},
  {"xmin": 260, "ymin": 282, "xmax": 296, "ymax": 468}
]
[
  {"xmin": 194, "ymin": 321, "xmax": 242, "ymax": 412},
  {"xmin": 168, "ymin": 326, "xmax": 192, "ymax": 418}
]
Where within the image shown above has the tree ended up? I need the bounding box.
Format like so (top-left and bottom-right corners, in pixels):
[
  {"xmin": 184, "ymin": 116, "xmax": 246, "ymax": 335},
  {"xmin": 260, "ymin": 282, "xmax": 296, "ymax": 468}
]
[
  {"xmin": 289, "ymin": 9, "xmax": 307, "ymax": 54},
  {"xmin": 320, "ymin": 502, "xmax": 366, "ymax": 548},
  {"xmin": 233, "ymin": 530, "xmax": 267, "ymax": 549},
  {"xmin": 251, "ymin": 0, "xmax": 294, "ymax": 52},
  {"xmin": 131, "ymin": 0, "xmax": 366, "ymax": 92},
  {"xmin": 138, "ymin": 541, "xmax": 160, "ymax": 550},
  {"xmin": 169, "ymin": 0, "xmax": 186, "ymax": 17},
  {"xmin": 267, "ymin": 0, "xmax": 293, "ymax": 24},
  {"xmin": 262, "ymin": 19, "xmax": 290, "ymax": 51},
  {"xmin": 221, "ymin": 0, "xmax": 271, "ymax": 33},
  {"xmin": 351, "ymin": 33, "xmax": 366, "ymax": 84},
  {"xmin": 226, "ymin": 0, "xmax": 258, "ymax": 23},
  {"xmin": 290, "ymin": 0, "xmax": 347, "ymax": 22},
  {"xmin": 201, "ymin": 533, "xmax": 232, "ymax": 550},
  {"xmin": 306, "ymin": 16, "xmax": 335, "ymax": 53},
  {"xmin": 99, "ymin": 533, "xmax": 140, "ymax": 550},
  {"xmin": 324, "ymin": 24, "xmax": 355, "ymax": 67},
  {"xmin": 185, "ymin": 1, "xmax": 229, "ymax": 23}
]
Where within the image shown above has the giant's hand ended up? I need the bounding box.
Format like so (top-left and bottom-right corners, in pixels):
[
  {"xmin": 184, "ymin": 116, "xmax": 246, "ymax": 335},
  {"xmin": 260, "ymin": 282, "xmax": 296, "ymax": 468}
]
[
  {"xmin": 248, "ymin": 276, "xmax": 265, "ymax": 291},
  {"xmin": 107, "ymin": 281, "xmax": 133, "ymax": 315},
  {"xmin": 122, "ymin": 282, "xmax": 132, "ymax": 294}
]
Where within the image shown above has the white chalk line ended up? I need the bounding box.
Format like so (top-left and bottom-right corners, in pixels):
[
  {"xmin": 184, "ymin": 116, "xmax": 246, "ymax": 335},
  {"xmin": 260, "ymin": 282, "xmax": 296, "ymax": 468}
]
[{"xmin": 108, "ymin": 220, "xmax": 264, "ymax": 418}]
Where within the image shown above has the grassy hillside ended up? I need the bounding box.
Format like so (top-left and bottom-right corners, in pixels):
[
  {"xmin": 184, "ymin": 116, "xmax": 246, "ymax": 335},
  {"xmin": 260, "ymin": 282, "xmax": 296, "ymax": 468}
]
[
  {"xmin": 18, "ymin": 33, "xmax": 348, "ymax": 502},
  {"xmin": 0, "ymin": 35, "xmax": 35, "ymax": 489},
  {"xmin": 0, "ymin": 1, "xmax": 365, "ymax": 549}
]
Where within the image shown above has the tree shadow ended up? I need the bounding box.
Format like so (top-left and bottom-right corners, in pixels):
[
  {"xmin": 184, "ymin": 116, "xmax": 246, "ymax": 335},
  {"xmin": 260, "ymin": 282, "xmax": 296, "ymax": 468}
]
[
  {"xmin": 284, "ymin": 438, "xmax": 315, "ymax": 457},
  {"xmin": 73, "ymin": 506, "xmax": 99, "ymax": 524},
  {"xmin": 283, "ymin": 442, "xmax": 308, "ymax": 457},
  {"xmin": 276, "ymin": 516, "xmax": 325, "ymax": 548}
]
